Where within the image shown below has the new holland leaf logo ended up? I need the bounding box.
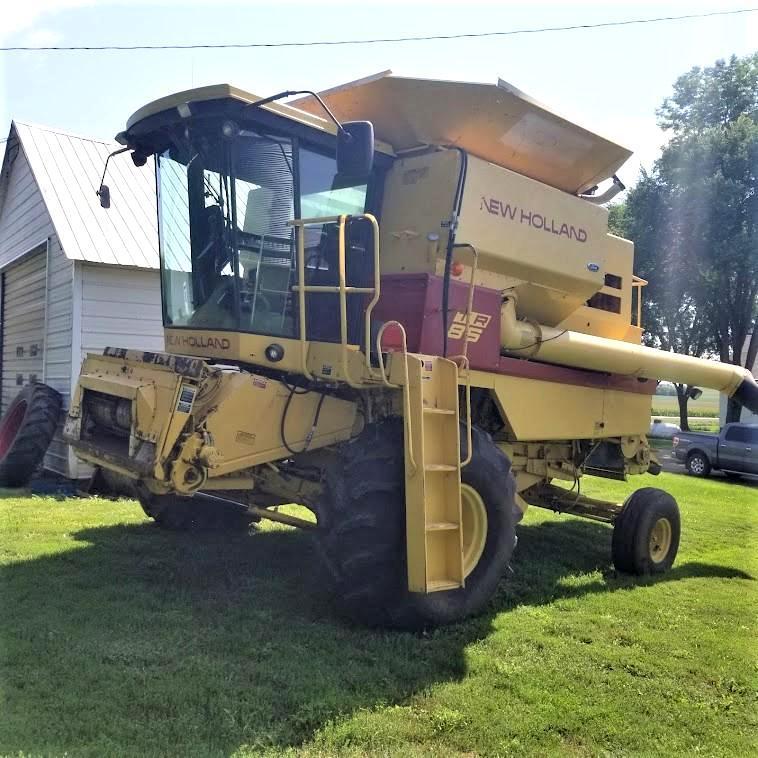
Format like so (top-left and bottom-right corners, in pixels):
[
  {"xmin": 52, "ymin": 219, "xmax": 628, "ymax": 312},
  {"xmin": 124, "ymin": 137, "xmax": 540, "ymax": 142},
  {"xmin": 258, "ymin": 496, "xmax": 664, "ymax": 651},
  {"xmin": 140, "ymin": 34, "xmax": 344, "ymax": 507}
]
[{"xmin": 447, "ymin": 311, "xmax": 492, "ymax": 343}]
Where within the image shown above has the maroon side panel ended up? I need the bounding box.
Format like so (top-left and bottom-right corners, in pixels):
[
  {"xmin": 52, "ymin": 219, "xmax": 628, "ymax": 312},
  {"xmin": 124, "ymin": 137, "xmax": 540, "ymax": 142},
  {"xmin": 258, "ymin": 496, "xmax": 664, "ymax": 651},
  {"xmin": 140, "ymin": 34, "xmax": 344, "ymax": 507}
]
[
  {"xmin": 372, "ymin": 274, "xmax": 656, "ymax": 396},
  {"xmin": 373, "ymin": 274, "xmax": 502, "ymax": 370}
]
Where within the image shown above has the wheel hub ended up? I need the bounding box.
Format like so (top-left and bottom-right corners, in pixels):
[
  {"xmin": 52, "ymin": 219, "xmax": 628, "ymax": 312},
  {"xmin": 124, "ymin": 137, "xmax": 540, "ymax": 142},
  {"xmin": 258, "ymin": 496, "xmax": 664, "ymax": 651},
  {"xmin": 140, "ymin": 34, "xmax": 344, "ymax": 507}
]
[
  {"xmin": 690, "ymin": 457, "xmax": 705, "ymax": 474},
  {"xmin": 460, "ymin": 484, "xmax": 488, "ymax": 577},
  {"xmin": 649, "ymin": 517, "xmax": 672, "ymax": 563}
]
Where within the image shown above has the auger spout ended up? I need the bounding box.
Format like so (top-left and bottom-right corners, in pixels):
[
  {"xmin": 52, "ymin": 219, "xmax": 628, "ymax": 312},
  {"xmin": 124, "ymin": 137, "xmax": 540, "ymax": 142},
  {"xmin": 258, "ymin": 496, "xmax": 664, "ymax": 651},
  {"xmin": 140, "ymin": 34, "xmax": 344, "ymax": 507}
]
[{"xmin": 500, "ymin": 295, "xmax": 758, "ymax": 413}]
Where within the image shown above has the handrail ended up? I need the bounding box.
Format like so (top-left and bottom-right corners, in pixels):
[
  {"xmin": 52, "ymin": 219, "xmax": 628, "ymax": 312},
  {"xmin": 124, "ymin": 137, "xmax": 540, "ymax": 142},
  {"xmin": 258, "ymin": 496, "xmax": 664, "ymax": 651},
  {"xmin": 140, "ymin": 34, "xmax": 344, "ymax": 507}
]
[
  {"xmin": 448, "ymin": 354, "xmax": 472, "ymax": 467},
  {"xmin": 375, "ymin": 320, "xmax": 405, "ymax": 388},
  {"xmin": 451, "ymin": 243, "xmax": 479, "ymax": 361},
  {"xmin": 375, "ymin": 320, "xmax": 417, "ymax": 474},
  {"xmin": 449, "ymin": 243, "xmax": 478, "ymax": 467},
  {"xmin": 288, "ymin": 213, "xmax": 381, "ymax": 388}
]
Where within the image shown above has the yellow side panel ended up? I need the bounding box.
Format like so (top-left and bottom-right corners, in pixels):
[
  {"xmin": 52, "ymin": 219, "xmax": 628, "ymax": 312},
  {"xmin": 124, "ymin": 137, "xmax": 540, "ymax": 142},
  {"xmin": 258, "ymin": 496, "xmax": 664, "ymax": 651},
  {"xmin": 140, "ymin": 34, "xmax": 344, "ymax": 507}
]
[
  {"xmin": 202, "ymin": 374, "xmax": 357, "ymax": 476},
  {"xmin": 602, "ymin": 389, "xmax": 652, "ymax": 437},
  {"xmin": 486, "ymin": 373, "xmax": 652, "ymax": 441},
  {"xmin": 379, "ymin": 150, "xmax": 462, "ymax": 276},
  {"xmin": 457, "ymin": 155, "xmax": 609, "ymax": 325}
]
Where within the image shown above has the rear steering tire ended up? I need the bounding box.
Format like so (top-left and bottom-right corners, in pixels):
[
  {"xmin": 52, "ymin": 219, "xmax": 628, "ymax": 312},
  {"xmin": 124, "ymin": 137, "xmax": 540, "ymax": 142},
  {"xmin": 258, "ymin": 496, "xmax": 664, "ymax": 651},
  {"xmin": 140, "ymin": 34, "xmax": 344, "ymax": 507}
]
[
  {"xmin": 686, "ymin": 451, "xmax": 711, "ymax": 477},
  {"xmin": 0, "ymin": 383, "xmax": 62, "ymax": 487},
  {"xmin": 612, "ymin": 487, "xmax": 680, "ymax": 575},
  {"xmin": 316, "ymin": 419, "xmax": 517, "ymax": 629}
]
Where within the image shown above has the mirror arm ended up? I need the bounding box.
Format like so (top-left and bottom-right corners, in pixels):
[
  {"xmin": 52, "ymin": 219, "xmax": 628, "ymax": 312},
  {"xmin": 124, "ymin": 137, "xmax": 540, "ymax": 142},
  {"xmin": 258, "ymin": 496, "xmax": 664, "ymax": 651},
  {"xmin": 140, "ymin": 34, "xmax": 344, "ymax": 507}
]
[{"xmin": 96, "ymin": 146, "xmax": 131, "ymax": 204}]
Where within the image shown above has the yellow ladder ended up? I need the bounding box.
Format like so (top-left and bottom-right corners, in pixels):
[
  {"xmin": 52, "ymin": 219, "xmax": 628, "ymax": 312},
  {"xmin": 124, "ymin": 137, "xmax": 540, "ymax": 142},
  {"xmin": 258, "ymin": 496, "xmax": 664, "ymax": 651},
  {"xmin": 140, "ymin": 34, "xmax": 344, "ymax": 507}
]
[{"xmin": 404, "ymin": 355, "xmax": 464, "ymax": 593}]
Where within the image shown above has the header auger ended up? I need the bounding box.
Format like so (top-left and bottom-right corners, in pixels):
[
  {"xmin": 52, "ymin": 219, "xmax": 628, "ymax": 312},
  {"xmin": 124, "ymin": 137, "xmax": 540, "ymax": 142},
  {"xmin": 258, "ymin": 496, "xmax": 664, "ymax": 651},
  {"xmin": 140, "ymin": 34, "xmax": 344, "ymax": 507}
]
[{"xmin": 65, "ymin": 74, "xmax": 758, "ymax": 628}]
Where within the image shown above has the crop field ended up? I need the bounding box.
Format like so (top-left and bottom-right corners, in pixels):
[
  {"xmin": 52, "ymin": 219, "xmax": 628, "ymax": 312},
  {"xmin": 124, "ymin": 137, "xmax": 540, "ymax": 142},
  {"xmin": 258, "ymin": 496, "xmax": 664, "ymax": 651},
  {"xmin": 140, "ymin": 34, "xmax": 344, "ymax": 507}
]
[
  {"xmin": 1, "ymin": 474, "xmax": 756, "ymax": 757},
  {"xmin": 651, "ymin": 388, "xmax": 721, "ymax": 418}
]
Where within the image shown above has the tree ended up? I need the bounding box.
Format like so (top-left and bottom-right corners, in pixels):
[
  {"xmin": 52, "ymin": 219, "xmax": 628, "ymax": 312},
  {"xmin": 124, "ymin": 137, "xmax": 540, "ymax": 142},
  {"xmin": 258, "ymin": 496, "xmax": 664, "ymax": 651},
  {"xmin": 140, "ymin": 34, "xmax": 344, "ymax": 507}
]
[
  {"xmin": 614, "ymin": 54, "xmax": 758, "ymax": 426},
  {"xmin": 609, "ymin": 173, "xmax": 713, "ymax": 431}
]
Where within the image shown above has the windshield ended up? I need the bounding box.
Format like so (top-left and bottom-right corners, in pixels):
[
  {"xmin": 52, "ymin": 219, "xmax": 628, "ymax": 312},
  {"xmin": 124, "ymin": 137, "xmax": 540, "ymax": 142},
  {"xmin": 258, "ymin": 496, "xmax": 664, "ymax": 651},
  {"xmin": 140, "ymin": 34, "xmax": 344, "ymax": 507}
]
[{"xmin": 157, "ymin": 125, "xmax": 371, "ymax": 340}]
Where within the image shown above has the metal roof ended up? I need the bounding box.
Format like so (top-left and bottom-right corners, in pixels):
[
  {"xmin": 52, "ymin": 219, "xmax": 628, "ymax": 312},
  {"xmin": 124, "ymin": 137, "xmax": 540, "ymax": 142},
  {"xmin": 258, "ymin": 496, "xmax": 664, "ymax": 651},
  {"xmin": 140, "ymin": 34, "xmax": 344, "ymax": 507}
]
[{"xmin": 8, "ymin": 121, "xmax": 159, "ymax": 269}]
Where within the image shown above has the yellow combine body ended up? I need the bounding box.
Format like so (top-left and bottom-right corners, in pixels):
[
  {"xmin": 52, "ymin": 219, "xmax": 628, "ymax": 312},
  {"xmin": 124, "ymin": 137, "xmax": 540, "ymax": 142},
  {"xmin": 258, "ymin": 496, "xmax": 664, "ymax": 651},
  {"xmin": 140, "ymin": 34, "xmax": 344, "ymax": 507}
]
[{"xmin": 65, "ymin": 74, "xmax": 758, "ymax": 628}]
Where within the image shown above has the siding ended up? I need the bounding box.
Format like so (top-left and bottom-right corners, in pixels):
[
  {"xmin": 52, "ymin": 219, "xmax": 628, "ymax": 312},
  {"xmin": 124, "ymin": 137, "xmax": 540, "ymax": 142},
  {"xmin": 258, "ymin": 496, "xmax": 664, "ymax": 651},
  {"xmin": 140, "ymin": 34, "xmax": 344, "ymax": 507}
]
[
  {"xmin": 80, "ymin": 263, "xmax": 163, "ymax": 358},
  {"xmin": 43, "ymin": 236, "xmax": 74, "ymax": 474},
  {"xmin": 0, "ymin": 144, "xmax": 54, "ymax": 268},
  {"xmin": 70, "ymin": 263, "xmax": 163, "ymax": 480}
]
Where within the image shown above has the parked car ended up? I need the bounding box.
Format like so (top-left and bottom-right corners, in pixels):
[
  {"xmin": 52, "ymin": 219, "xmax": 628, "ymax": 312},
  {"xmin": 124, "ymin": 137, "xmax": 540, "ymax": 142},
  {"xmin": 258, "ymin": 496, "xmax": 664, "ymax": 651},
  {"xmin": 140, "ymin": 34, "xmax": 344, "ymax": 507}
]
[
  {"xmin": 672, "ymin": 423, "xmax": 758, "ymax": 478},
  {"xmin": 649, "ymin": 418, "xmax": 681, "ymax": 439}
]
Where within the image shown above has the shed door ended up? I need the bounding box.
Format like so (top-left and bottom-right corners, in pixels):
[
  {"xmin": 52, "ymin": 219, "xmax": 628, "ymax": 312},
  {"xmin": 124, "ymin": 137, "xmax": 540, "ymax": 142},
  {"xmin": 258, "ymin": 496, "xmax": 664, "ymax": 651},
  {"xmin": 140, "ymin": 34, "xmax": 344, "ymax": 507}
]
[{"xmin": 1, "ymin": 246, "xmax": 46, "ymax": 412}]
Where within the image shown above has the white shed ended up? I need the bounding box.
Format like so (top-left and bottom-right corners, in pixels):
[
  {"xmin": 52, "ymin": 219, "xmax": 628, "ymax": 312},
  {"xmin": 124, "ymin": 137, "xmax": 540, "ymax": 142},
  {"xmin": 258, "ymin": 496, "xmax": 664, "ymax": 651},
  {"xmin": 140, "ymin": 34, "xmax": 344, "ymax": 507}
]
[{"xmin": 0, "ymin": 121, "xmax": 164, "ymax": 479}]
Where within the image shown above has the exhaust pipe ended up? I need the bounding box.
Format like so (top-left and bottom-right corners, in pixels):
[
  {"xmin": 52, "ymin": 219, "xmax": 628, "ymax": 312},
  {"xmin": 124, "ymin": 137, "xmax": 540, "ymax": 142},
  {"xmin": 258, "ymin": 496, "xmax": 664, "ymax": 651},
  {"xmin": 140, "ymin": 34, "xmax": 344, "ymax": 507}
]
[{"xmin": 500, "ymin": 295, "xmax": 758, "ymax": 413}]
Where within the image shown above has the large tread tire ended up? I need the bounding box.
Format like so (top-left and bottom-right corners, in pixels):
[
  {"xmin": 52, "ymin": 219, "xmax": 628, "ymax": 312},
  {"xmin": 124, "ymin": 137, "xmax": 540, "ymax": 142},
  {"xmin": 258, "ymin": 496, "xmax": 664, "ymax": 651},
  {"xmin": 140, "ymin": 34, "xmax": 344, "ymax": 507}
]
[
  {"xmin": 317, "ymin": 419, "xmax": 517, "ymax": 629},
  {"xmin": 0, "ymin": 383, "xmax": 62, "ymax": 487},
  {"xmin": 138, "ymin": 491, "xmax": 254, "ymax": 532},
  {"xmin": 612, "ymin": 487, "xmax": 680, "ymax": 575},
  {"xmin": 686, "ymin": 451, "xmax": 711, "ymax": 477}
]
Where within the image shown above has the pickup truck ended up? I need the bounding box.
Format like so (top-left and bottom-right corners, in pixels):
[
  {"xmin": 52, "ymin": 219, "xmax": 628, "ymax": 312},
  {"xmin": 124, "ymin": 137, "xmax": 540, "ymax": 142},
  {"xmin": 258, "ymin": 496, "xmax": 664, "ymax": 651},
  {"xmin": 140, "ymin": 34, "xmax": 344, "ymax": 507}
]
[{"xmin": 672, "ymin": 423, "xmax": 758, "ymax": 478}]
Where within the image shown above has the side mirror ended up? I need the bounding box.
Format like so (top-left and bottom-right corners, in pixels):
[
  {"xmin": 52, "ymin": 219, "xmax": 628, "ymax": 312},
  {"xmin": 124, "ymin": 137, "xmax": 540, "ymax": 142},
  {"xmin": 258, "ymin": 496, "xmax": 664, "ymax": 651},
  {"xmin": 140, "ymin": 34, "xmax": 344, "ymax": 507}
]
[
  {"xmin": 337, "ymin": 121, "xmax": 374, "ymax": 178},
  {"xmin": 97, "ymin": 184, "xmax": 111, "ymax": 209}
]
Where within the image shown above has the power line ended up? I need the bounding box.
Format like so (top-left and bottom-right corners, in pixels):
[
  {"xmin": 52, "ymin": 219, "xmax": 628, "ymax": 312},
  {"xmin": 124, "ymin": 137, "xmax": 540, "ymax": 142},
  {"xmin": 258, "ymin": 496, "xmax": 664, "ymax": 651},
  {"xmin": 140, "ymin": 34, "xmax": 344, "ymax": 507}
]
[{"xmin": 1, "ymin": 7, "xmax": 756, "ymax": 52}]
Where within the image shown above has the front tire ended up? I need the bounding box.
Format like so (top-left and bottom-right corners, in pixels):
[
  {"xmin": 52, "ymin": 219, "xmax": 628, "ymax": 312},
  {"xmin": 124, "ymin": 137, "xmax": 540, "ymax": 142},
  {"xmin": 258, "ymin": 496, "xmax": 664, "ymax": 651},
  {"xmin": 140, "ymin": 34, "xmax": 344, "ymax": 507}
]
[
  {"xmin": 612, "ymin": 487, "xmax": 680, "ymax": 575},
  {"xmin": 686, "ymin": 451, "xmax": 711, "ymax": 477},
  {"xmin": 138, "ymin": 491, "xmax": 254, "ymax": 531},
  {"xmin": 317, "ymin": 420, "xmax": 517, "ymax": 629}
]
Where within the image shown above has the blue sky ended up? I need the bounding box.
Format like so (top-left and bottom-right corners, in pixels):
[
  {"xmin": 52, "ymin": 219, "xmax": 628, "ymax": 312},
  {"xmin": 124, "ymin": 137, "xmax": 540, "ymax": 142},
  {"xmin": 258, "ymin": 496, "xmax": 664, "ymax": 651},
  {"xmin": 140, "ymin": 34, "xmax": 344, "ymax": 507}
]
[{"xmin": 1, "ymin": 0, "xmax": 757, "ymax": 187}]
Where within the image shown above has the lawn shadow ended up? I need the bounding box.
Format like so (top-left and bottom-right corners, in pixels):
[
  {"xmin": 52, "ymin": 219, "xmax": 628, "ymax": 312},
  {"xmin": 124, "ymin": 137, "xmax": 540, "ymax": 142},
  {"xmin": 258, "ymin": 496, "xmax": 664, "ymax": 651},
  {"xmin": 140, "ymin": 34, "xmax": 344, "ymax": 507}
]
[
  {"xmin": 504, "ymin": 517, "xmax": 753, "ymax": 610},
  {"xmin": 0, "ymin": 512, "xmax": 751, "ymax": 755}
]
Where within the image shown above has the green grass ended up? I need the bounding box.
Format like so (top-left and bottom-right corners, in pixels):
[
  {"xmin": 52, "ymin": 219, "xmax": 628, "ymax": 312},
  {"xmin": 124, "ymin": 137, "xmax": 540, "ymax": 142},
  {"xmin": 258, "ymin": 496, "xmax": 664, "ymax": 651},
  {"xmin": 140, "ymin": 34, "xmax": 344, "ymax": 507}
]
[
  {"xmin": 651, "ymin": 388, "xmax": 720, "ymax": 418},
  {"xmin": 1, "ymin": 475, "xmax": 756, "ymax": 757}
]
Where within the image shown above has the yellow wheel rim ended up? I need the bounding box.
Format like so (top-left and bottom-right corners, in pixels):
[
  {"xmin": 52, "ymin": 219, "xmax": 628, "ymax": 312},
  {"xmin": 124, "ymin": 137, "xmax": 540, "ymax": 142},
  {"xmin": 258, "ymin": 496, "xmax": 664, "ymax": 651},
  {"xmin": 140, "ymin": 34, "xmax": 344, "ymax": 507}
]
[
  {"xmin": 461, "ymin": 484, "xmax": 488, "ymax": 578},
  {"xmin": 649, "ymin": 517, "xmax": 672, "ymax": 563}
]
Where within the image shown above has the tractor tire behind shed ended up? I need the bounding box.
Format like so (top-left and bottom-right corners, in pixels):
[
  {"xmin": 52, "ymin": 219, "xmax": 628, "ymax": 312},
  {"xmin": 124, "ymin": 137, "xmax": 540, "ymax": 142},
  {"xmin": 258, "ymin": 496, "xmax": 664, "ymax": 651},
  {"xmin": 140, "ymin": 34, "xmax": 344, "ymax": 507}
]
[{"xmin": 0, "ymin": 383, "xmax": 62, "ymax": 487}]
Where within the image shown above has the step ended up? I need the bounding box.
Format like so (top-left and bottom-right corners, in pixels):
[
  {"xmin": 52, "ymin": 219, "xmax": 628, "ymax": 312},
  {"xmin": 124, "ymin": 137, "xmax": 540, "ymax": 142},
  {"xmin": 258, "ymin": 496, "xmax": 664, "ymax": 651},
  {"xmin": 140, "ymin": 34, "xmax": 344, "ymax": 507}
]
[
  {"xmin": 426, "ymin": 579, "xmax": 463, "ymax": 592},
  {"xmin": 423, "ymin": 407, "xmax": 456, "ymax": 415},
  {"xmin": 424, "ymin": 464, "xmax": 457, "ymax": 472},
  {"xmin": 426, "ymin": 521, "xmax": 460, "ymax": 531}
]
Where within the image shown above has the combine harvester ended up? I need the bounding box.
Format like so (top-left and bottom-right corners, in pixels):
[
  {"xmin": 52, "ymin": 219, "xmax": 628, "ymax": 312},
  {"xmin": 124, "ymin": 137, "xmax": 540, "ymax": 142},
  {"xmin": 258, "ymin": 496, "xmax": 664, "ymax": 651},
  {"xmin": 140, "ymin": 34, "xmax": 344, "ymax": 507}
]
[{"xmin": 58, "ymin": 73, "xmax": 757, "ymax": 627}]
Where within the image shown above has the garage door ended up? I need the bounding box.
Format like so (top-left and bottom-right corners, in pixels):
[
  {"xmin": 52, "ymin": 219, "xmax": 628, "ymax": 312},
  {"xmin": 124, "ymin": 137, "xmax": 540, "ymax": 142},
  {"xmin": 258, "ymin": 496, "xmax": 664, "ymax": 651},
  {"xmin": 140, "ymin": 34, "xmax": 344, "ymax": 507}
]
[{"xmin": 1, "ymin": 245, "xmax": 46, "ymax": 412}]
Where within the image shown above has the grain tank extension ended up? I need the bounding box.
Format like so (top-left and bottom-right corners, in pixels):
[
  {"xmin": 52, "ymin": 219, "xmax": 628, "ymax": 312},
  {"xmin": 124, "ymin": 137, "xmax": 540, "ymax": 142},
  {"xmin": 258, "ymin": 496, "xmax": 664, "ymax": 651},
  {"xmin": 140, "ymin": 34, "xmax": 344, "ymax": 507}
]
[{"xmin": 65, "ymin": 74, "xmax": 758, "ymax": 628}]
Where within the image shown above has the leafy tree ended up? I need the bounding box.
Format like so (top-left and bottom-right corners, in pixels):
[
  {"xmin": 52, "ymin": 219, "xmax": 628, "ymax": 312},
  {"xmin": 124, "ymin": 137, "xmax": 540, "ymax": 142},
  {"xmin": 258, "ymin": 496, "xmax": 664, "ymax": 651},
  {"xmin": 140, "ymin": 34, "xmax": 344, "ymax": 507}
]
[{"xmin": 613, "ymin": 53, "xmax": 758, "ymax": 427}]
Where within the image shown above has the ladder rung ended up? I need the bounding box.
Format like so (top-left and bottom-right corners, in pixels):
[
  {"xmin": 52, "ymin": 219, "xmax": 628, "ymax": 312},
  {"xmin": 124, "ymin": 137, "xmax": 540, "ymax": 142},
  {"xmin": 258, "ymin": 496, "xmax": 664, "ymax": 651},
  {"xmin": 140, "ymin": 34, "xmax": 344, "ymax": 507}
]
[
  {"xmin": 424, "ymin": 464, "xmax": 457, "ymax": 472},
  {"xmin": 426, "ymin": 521, "xmax": 460, "ymax": 531},
  {"xmin": 427, "ymin": 579, "xmax": 463, "ymax": 592},
  {"xmin": 423, "ymin": 407, "xmax": 456, "ymax": 415}
]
